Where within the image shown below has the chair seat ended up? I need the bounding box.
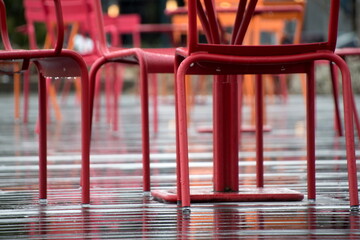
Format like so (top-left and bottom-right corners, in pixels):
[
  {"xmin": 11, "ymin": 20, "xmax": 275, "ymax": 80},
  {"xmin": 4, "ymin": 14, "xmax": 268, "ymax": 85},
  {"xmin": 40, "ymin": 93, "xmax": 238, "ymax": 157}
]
[
  {"xmin": 335, "ymin": 48, "xmax": 360, "ymax": 57},
  {"xmin": 101, "ymin": 47, "xmax": 176, "ymax": 73},
  {"xmin": 35, "ymin": 56, "xmax": 83, "ymax": 77},
  {"xmin": 176, "ymin": 47, "xmax": 330, "ymax": 75}
]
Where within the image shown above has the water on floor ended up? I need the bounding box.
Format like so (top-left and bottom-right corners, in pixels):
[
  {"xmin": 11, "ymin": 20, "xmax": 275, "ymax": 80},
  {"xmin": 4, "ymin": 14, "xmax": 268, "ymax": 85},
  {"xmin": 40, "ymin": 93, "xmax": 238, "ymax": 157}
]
[{"xmin": 0, "ymin": 91, "xmax": 359, "ymax": 239}]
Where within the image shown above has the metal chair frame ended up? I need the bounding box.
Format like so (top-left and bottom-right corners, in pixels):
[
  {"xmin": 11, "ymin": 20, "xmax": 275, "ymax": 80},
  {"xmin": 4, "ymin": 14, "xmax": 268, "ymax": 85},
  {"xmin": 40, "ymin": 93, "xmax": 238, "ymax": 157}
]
[{"xmin": 174, "ymin": 0, "xmax": 359, "ymax": 210}]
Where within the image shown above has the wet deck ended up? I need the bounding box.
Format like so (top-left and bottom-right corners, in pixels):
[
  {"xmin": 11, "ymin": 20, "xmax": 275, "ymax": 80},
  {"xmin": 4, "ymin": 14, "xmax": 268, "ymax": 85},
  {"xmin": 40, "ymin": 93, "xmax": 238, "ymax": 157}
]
[{"xmin": 0, "ymin": 90, "xmax": 359, "ymax": 239}]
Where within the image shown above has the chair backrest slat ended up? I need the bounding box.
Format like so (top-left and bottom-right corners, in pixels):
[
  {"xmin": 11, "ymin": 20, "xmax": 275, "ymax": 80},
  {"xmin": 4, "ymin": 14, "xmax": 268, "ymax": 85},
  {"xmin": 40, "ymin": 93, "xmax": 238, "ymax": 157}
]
[
  {"xmin": 233, "ymin": 0, "xmax": 258, "ymax": 45},
  {"xmin": 231, "ymin": 0, "xmax": 248, "ymax": 44},
  {"xmin": 24, "ymin": 0, "xmax": 88, "ymax": 50},
  {"xmin": 187, "ymin": 0, "xmax": 340, "ymax": 56},
  {"xmin": 0, "ymin": 0, "xmax": 13, "ymax": 50},
  {"xmin": 203, "ymin": 0, "xmax": 221, "ymax": 44},
  {"xmin": 2, "ymin": 0, "xmax": 64, "ymax": 54}
]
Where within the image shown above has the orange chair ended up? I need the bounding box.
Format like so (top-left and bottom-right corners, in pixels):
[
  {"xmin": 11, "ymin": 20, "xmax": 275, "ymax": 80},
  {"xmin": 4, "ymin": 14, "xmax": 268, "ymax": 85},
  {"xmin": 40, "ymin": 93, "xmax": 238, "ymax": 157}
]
[{"xmin": 0, "ymin": 0, "xmax": 90, "ymax": 204}]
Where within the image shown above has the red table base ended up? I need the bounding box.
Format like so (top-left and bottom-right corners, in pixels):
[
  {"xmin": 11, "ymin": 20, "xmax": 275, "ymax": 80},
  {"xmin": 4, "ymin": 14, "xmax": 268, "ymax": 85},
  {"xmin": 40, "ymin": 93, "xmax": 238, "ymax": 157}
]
[
  {"xmin": 152, "ymin": 188, "xmax": 304, "ymax": 203},
  {"xmin": 197, "ymin": 125, "xmax": 272, "ymax": 133}
]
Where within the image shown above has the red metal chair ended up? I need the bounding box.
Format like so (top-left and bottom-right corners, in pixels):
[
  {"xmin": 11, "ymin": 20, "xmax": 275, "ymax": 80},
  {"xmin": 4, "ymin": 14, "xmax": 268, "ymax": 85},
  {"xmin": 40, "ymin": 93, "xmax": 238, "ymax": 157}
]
[
  {"xmin": 0, "ymin": 0, "xmax": 90, "ymax": 204},
  {"xmin": 22, "ymin": 0, "xmax": 140, "ymax": 131},
  {"xmin": 88, "ymin": 0, "xmax": 176, "ymax": 194},
  {"xmin": 170, "ymin": 0, "xmax": 358, "ymax": 210}
]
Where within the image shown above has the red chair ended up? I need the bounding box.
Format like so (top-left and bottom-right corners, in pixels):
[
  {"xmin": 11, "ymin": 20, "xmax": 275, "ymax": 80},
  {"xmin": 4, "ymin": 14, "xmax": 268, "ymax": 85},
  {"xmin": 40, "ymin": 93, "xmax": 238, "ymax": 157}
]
[
  {"xmin": 170, "ymin": 0, "xmax": 358, "ymax": 210},
  {"xmin": 88, "ymin": 0, "xmax": 176, "ymax": 193},
  {"xmin": 0, "ymin": 0, "xmax": 90, "ymax": 204},
  {"xmin": 22, "ymin": 0, "xmax": 139, "ymax": 131}
]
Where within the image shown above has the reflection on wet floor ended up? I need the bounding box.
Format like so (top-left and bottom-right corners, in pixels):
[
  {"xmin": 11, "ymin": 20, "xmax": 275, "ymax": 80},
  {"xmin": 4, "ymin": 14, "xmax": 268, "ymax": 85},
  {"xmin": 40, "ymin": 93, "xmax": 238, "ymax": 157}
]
[{"xmin": 0, "ymin": 93, "xmax": 359, "ymax": 239}]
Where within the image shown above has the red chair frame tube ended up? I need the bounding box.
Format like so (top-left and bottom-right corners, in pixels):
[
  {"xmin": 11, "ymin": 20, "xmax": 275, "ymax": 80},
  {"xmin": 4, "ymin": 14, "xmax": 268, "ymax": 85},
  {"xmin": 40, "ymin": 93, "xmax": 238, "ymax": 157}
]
[{"xmin": 176, "ymin": 50, "xmax": 359, "ymax": 209}]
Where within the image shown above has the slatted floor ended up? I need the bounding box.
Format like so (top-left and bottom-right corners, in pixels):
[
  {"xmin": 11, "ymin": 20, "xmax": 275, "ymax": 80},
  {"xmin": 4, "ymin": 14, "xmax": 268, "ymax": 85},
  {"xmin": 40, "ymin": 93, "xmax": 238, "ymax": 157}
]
[{"xmin": 0, "ymin": 90, "xmax": 359, "ymax": 239}]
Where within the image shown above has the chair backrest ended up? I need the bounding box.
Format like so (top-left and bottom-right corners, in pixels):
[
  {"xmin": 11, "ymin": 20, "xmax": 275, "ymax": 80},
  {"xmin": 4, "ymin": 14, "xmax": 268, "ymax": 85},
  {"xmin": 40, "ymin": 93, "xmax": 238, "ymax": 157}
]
[
  {"xmin": 23, "ymin": 0, "xmax": 91, "ymax": 50},
  {"xmin": 2, "ymin": 0, "xmax": 64, "ymax": 54},
  {"xmin": 102, "ymin": 14, "xmax": 141, "ymax": 47},
  {"xmin": 187, "ymin": 0, "xmax": 340, "ymax": 56},
  {"xmin": 24, "ymin": 0, "xmax": 139, "ymax": 53}
]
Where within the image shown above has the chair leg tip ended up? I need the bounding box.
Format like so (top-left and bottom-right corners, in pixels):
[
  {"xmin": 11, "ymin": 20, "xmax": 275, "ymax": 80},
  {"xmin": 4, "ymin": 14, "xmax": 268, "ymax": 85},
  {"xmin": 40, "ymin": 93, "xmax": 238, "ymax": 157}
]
[
  {"xmin": 308, "ymin": 198, "xmax": 316, "ymax": 204},
  {"xmin": 182, "ymin": 206, "xmax": 191, "ymax": 215},
  {"xmin": 350, "ymin": 205, "xmax": 359, "ymax": 212},
  {"xmin": 143, "ymin": 191, "xmax": 151, "ymax": 197},
  {"xmin": 39, "ymin": 199, "xmax": 48, "ymax": 205},
  {"xmin": 82, "ymin": 203, "xmax": 91, "ymax": 208}
]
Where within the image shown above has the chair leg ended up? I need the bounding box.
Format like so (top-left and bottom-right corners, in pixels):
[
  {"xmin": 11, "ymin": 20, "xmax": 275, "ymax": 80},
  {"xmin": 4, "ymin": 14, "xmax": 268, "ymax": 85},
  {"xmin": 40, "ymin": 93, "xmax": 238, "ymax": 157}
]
[
  {"xmin": 23, "ymin": 70, "xmax": 30, "ymax": 124},
  {"xmin": 329, "ymin": 62, "xmax": 343, "ymax": 136},
  {"xmin": 112, "ymin": 64, "xmax": 119, "ymax": 131},
  {"xmin": 306, "ymin": 62, "xmax": 316, "ymax": 201},
  {"xmin": 175, "ymin": 56, "xmax": 182, "ymax": 204},
  {"xmin": 13, "ymin": 64, "xmax": 21, "ymax": 121},
  {"xmin": 94, "ymin": 74, "xmax": 102, "ymax": 123},
  {"xmin": 238, "ymin": 76, "xmax": 243, "ymax": 146},
  {"xmin": 75, "ymin": 57, "xmax": 91, "ymax": 206},
  {"xmin": 176, "ymin": 63, "xmax": 191, "ymax": 208},
  {"xmin": 38, "ymin": 73, "xmax": 47, "ymax": 201},
  {"xmin": 255, "ymin": 74, "xmax": 264, "ymax": 188},
  {"xmin": 105, "ymin": 65, "xmax": 113, "ymax": 125},
  {"xmin": 139, "ymin": 63, "xmax": 151, "ymax": 192},
  {"xmin": 335, "ymin": 57, "xmax": 359, "ymax": 208},
  {"xmin": 151, "ymin": 74, "xmax": 158, "ymax": 134}
]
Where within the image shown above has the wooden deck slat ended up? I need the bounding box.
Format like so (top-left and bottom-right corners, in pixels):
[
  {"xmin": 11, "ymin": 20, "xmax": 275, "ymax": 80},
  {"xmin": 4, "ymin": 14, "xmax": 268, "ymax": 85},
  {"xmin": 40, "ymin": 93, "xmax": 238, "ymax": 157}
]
[{"xmin": 0, "ymin": 93, "xmax": 359, "ymax": 239}]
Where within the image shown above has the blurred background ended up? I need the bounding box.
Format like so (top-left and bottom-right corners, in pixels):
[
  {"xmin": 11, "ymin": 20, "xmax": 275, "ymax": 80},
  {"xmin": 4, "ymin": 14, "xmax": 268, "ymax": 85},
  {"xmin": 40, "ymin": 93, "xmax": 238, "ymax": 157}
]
[
  {"xmin": 5, "ymin": 0, "xmax": 360, "ymax": 49},
  {"xmin": 2, "ymin": 0, "xmax": 360, "ymax": 94}
]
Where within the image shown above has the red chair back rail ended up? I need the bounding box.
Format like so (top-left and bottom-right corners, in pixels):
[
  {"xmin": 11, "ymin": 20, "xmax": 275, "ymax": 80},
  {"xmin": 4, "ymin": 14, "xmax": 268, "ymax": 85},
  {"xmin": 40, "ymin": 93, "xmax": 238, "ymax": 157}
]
[{"xmin": 188, "ymin": 0, "xmax": 339, "ymax": 55}]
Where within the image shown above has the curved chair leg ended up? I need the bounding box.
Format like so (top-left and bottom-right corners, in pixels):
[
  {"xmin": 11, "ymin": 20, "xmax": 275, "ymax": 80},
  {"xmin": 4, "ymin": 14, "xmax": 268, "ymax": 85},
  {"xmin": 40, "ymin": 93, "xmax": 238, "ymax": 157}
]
[
  {"xmin": 13, "ymin": 63, "xmax": 21, "ymax": 121},
  {"xmin": 105, "ymin": 64, "xmax": 113, "ymax": 125},
  {"xmin": 176, "ymin": 60, "xmax": 191, "ymax": 208},
  {"xmin": 112, "ymin": 64, "xmax": 120, "ymax": 132},
  {"xmin": 329, "ymin": 62, "xmax": 343, "ymax": 136},
  {"xmin": 94, "ymin": 74, "xmax": 102, "ymax": 123},
  {"xmin": 38, "ymin": 71, "xmax": 47, "ymax": 201},
  {"xmin": 175, "ymin": 55, "xmax": 182, "ymax": 204},
  {"xmin": 90, "ymin": 53, "xmax": 152, "ymax": 193},
  {"xmin": 89, "ymin": 57, "xmax": 107, "ymax": 130},
  {"xmin": 151, "ymin": 74, "xmax": 158, "ymax": 134},
  {"xmin": 72, "ymin": 54, "xmax": 91, "ymax": 206},
  {"xmin": 23, "ymin": 70, "xmax": 30, "ymax": 123},
  {"xmin": 306, "ymin": 62, "xmax": 316, "ymax": 201},
  {"xmin": 333, "ymin": 57, "xmax": 359, "ymax": 208},
  {"xmin": 238, "ymin": 75, "xmax": 243, "ymax": 146},
  {"xmin": 54, "ymin": 51, "xmax": 92, "ymax": 205},
  {"xmin": 255, "ymin": 74, "xmax": 264, "ymax": 188},
  {"xmin": 138, "ymin": 59, "xmax": 151, "ymax": 192}
]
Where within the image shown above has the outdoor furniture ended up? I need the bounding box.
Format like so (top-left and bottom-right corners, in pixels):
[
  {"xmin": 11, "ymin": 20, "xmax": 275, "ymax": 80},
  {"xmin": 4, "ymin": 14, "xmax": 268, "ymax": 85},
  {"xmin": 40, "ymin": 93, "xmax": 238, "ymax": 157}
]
[
  {"xmin": 0, "ymin": 0, "xmax": 90, "ymax": 204},
  {"xmin": 22, "ymin": 0, "xmax": 143, "ymax": 132},
  {"xmin": 153, "ymin": 0, "xmax": 359, "ymax": 211}
]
